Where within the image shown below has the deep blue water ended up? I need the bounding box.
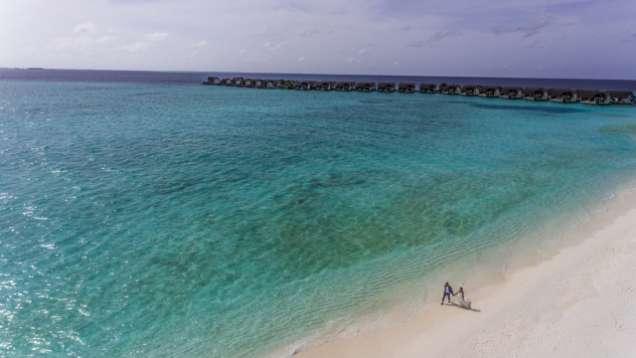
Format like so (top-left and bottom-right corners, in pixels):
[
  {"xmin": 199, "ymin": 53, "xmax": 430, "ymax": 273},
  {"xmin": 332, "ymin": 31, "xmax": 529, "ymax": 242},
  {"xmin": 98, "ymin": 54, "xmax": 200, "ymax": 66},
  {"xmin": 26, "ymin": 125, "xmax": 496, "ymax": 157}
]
[
  {"xmin": 1, "ymin": 70, "xmax": 636, "ymax": 357},
  {"xmin": 2, "ymin": 68, "xmax": 636, "ymax": 90}
]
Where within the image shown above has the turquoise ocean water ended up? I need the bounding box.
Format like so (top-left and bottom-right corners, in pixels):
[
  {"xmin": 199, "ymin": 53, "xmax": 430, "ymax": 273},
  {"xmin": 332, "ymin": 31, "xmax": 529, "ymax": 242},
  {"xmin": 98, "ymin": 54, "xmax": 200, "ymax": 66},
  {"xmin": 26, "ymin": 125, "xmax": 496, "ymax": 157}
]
[{"xmin": 1, "ymin": 75, "xmax": 636, "ymax": 357}]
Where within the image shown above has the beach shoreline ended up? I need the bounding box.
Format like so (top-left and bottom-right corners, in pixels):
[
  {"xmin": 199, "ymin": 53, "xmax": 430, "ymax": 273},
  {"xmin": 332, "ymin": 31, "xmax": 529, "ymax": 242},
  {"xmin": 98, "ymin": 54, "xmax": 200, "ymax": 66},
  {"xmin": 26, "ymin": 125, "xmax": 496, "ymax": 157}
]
[{"xmin": 271, "ymin": 181, "xmax": 636, "ymax": 358}]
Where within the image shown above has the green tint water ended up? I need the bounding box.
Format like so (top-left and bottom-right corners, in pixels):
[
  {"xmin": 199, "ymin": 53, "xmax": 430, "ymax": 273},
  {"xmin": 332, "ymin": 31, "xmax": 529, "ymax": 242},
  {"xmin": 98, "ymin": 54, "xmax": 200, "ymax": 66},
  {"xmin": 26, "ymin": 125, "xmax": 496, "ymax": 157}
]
[{"xmin": 1, "ymin": 80, "xmax": 636, "ymax": 357}]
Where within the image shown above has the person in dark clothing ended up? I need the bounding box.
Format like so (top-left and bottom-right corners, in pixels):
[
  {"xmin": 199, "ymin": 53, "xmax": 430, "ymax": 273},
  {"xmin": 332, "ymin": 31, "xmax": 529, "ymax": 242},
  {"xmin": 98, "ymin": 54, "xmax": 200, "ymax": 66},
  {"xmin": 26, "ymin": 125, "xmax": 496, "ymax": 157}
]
[{"xmin": 441, "ymin": 282, "xmax": 454, "ymax": 305}]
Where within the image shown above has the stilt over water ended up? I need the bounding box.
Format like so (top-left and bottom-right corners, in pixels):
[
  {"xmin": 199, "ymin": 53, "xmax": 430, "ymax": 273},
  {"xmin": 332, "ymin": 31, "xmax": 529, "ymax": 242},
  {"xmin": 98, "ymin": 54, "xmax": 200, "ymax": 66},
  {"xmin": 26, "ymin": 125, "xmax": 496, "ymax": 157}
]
[{"xmin": 202, "ymin": 76, "xmax": 635, "ymax": 105}]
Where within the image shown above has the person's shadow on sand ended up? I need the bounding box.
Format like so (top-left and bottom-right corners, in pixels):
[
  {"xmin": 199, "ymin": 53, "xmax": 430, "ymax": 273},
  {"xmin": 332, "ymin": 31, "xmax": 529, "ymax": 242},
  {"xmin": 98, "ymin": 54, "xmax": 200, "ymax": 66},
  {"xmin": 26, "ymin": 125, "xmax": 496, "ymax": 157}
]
[{"xmin": 446, "ymin": 302, "xmax": 481, "ymax": 313}]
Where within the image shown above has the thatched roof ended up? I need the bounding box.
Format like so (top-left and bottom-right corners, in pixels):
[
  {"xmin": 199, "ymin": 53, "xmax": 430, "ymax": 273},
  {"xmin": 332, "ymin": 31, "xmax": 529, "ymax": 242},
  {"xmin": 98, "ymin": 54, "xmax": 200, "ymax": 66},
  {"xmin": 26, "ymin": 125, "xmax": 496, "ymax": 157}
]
[
  {"xmin": 398, "ymin": 83, "xmax": 416, "ymax": 92},
  {"xmin": 578, "ymin": 90, "xmax": 611, "ymax": 104},
  {"xmin": 378, "ymin": 82, "xmax": 396, "ymax": 92},
  {"xmin": 608, "ymin": 91, "xmax": 634, "ymax": 99},
  {"xmin": 316, "ymin": 81, "xmax": 333, "ymax": 91},
  {"xmin": 442, "ymin": 84, "xmax": 460, "ymax": 94},
  {"xmin": 500, "ymin": 87, "xmax": 523, "ymax": 97},
  {"xmin": 480, "ymin": 86, "xmax": 501, "ymax": 93},
  {"xmin": 355, "ymin": 82, "xmax": 376, "ymax": 91},
  {"xmin": 334, "ymin": 81, "xmax": 355, "ymax": 91},
  {"xmin": 523, "ymin": 87, "xmax": 547, "ymax": 96},
  {"xmin": 461, "ymin": 85, "xmax": 478, "ymax": 94},
  {"xmin": 547, "ymin": 88, "xmax": 573, "ymax": 96},
  {"xmin": 578, "ymin": 90, "xmax": 608, "ymax": 100},
  {"xmin": 297, "ymin": 81, "xmax": 314, "ymax": 90}
]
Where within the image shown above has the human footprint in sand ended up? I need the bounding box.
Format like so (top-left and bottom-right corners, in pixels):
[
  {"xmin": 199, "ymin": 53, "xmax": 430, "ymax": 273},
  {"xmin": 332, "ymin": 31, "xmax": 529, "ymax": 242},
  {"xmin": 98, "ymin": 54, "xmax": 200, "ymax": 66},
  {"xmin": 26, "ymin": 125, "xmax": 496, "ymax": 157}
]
[{"xmin": 441, "ymin": 282, "xmax": 454, "ymax": 305}]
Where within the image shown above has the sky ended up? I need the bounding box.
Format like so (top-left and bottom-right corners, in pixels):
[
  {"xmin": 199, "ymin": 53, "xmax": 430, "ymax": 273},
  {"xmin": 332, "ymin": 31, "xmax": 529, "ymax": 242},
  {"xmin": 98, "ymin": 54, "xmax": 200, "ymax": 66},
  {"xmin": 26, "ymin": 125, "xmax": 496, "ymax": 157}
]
[{"xmin": 2, "ymin": 0, "xmax": 636, "ymax": 79}]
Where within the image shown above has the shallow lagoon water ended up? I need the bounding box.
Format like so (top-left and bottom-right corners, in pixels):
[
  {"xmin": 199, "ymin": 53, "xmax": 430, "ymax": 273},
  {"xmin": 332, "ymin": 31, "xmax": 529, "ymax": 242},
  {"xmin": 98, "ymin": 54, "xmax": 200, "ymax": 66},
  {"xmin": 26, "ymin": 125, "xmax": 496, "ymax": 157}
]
[{"xmin": 1, "ymin": 79, "xmax": 636, "ymax": 357}]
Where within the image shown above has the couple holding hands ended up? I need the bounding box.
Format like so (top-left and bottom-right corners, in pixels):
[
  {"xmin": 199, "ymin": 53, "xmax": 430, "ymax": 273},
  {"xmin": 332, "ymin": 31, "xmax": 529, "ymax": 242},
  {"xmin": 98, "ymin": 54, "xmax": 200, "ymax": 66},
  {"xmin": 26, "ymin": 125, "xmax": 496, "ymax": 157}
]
[{"xmin": 441, "ymin": 282, "xmax": 471, "ymax": 309}]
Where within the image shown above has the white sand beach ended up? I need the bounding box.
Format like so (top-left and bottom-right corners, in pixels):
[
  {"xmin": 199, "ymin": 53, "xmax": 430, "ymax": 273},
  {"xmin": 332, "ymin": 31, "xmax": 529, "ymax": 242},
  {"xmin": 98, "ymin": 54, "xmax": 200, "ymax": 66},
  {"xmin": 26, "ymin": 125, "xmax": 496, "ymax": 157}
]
[{"xmin": 287, "ymin": 185, "xmax": 636, "ymax": 358}]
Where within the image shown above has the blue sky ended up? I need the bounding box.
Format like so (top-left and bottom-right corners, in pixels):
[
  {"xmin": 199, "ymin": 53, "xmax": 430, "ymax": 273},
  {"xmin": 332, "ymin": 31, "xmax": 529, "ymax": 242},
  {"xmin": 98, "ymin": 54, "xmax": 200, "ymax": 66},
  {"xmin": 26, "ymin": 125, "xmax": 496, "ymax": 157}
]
[{"xmin": 2, "ymin": 0, "xmax": 635, "ymax": 79}]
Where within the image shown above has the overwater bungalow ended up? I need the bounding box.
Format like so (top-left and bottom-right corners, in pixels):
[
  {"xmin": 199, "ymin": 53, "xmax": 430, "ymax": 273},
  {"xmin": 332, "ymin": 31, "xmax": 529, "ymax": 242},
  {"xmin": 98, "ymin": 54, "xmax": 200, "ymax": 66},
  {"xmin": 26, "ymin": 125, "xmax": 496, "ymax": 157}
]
[
  {"xmin": 297, "ymin": 81, "xmax": 312, "ymax": 90},
  {"xmin": 243, "ymin": 79, "xmax": 254, "ymax": 88},
  {"xmin": 524, "ymin": 88, "xmax": 549, "ymax": 101},
  {"xmin": 309, "ymin": 81, "xmax": 319, "ymax": 90},
  {"xmin": 202, "ymin": 76, "xmax": 221, "ymax": 85},
  {"xmin": 398, "ymin": 83, "xmax": 416, "ymax": 93},
  {"xmin": 500, "ymin": 87, "xmax": 524, "ymax": 99},
  {"xmin": 315, "ymin": 81, "xmax": 333, "ymax": 91},
  {"xmin": 333, "ymin": 81, "xmax": 355, "ymax": 91},
  {"xmin": 548, "ymin": 89, "xmax": 578, "ymax": 103},
  {"xmin": 264, "ymin": 80, "xmax": 278, "ymax": 89},
  {"xmin": 232, "ymin": 77, "xmax": 245, "ymax": 86},
  {"xmin": 253, "ymin": 79, "xmax": 265, "ymax": 88},
  {"xmin": 310, "ymin": 81, "xmax": 322, "ymax": 90},
  {"xmin": 579, "ymin": 90, "xmax": 611, "ymax": 105},
  {"xmin": 378, "ymin": 83, "xmax": 396, "ymax": 93},
  {"xmin": 355, "ymin": 82, "xmax": 376, "ymax": 92},
  {"xmin": 276, "ymin": 80, "xmax": 289, "ymax": 89},
  {"xmin": 419, "ymin": 84, "xmax": 437, "ymax": 93},
  {"xmin": 460, "ymin": 85, "xmax": 478, "ymax": 96},
  {"xmin": 201, "ymin": 76, "xmax": 633, "ymax": 107},
  {"xmin": 479, "ymin": 86, "xmax": 501, "ymax": 97},
  {"xmin": 608, "ymin": 91, "xmax": 635, "ymax": 105},
  {"xmin": 308, "ymin": 81, "xmax": 323, "ymax": 91},
  {"xmin": 281, "ymin": 80, "xmax": 299, "ymax": 90},
  {"xmin": 441, "ymin": 84, "xmax": 460, "ymax": 95}
]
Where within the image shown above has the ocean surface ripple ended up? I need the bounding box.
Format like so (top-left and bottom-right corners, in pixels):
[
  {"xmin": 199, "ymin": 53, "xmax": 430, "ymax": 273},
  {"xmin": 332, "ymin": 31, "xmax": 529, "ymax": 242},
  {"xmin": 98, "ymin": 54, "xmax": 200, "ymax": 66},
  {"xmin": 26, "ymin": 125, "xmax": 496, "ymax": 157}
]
[{"xmin": 1, "ymin": 78, "xmax": 636, "ymax": 357}]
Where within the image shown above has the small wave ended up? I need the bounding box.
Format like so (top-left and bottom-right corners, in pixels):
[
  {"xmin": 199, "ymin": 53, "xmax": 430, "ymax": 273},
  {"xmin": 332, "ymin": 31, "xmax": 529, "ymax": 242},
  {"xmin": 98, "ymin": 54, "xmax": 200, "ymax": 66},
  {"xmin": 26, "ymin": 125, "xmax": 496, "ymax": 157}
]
[
  {"xmin": 22, "ymin": 205, "xmax": 48, "ymax": 220},
  {"xmin": 0, "ymin": 192, "xmax": 14, "ymax": 202},
  {"xmin": 78, "ymin": 306, "xmax": 90, "ymax": 317},
  {"xmin": 40, "ymin": 243, "xmax": 56, "ymax": 250},
  {"xmin": 22, "ymin": 205, "xmax": 35, "ymax": 217}
]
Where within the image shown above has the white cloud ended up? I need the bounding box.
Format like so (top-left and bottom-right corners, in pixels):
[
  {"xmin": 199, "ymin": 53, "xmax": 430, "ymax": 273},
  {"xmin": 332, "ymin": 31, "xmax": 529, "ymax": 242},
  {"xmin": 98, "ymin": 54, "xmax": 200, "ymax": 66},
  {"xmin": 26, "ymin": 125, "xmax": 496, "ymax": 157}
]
[
  {"xmin": 51, "ymin": 21, "xmax": 123, "ymax": 56},
  {"xmin": 73, "ymin": 22, "xmax": 98, "ymax": 34},
  {"xmin": 144, "ymin": 32, "xmax": 169, "ymax": 41},
  {"xmin": 117, "ymin": 32, "xmax": 168, "ymax": 54},
  {"xmin": 263, "ymin": 40, "xmax": 286, "ymax": 51},
  {"xmin": 96, "ymin": 35, "xmax": 117, "ymax": 43},
  {"xmin": 51, "ymin": 22, "xmax": 104, "ymax": 51},
  {"xmin": 120, "ymin": 42, "xmax": 149, "ymax": 52},
  {"xmin": 193, "ymin": 40, "xmax": 208, "ymax": 48}
]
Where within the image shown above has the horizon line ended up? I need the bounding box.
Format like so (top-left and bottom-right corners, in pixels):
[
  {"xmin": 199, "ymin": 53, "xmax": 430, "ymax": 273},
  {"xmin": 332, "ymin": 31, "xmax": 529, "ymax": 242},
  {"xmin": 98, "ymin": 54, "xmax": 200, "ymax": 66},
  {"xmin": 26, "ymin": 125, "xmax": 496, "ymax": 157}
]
[{"xmin": 2, "ymin": 66, "xmax": 636, "ymax": 83}]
